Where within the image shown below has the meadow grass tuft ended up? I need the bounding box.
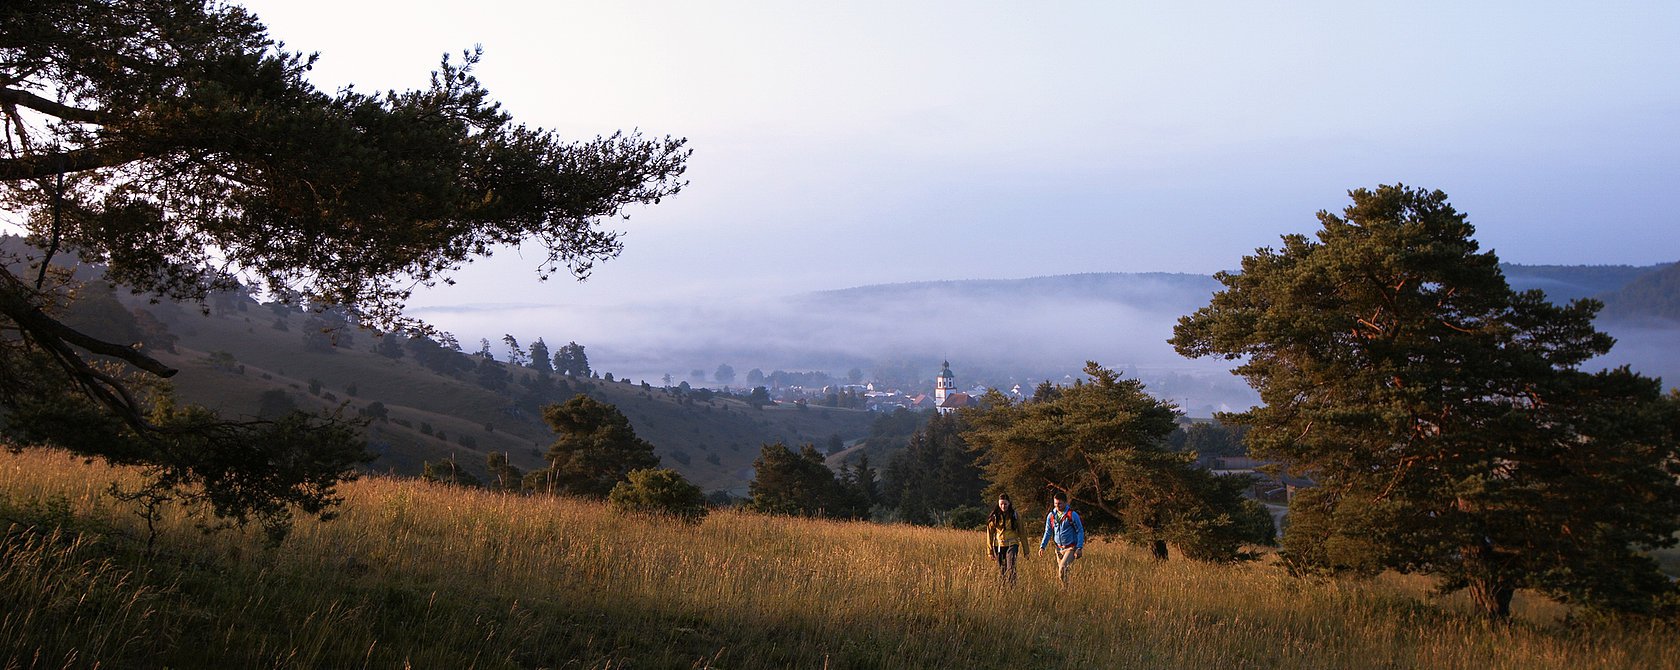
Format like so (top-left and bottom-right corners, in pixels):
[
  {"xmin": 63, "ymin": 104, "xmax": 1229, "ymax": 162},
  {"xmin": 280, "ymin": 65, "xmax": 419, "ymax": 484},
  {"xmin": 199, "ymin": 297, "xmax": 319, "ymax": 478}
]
[{"xmin": 2, "ymin": 448, "xmax": 1675, "ymax": 668}]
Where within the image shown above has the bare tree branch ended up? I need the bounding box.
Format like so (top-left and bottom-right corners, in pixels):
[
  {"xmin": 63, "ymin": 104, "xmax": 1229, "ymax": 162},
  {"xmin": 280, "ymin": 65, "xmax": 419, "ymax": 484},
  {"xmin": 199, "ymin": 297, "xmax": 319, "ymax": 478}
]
[
  {"xmin": 0, "ymin": 143, "xmax": 131, "ymax": 180},
  {"xmin": 0, "ymin": 87, "xmax": 110, "ymax": 124}
]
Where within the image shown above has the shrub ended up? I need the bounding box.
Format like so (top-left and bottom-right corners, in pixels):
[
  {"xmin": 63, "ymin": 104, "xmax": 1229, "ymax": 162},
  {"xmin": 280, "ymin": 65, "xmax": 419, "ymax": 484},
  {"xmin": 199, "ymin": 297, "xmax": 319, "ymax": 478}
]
[
  {"xmin": 359, "ymin": 401, "xmax": 389, "ymax": 421},
  {"xmin": 608, "ymin": 468, "xmax": 707, "ymax": 523},
  {"xmin": 421, "ymin": 459, "xmax": 481, "ymax": 488},
  {"xmin": 944, "ymin": 505, "xmax": 989, "ymax": 531}
]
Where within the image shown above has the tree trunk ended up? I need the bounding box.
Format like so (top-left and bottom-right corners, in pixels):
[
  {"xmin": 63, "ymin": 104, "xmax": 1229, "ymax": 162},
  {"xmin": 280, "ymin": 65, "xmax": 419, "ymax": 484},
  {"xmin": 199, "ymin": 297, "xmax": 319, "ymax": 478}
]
[
  {"xmin": 1151, "ymin": 539, "xmax": 1169, "ymax": 560},
  {"xmin": 1468, "ymin": 578, "xmax": 1514, "ymax": 622}
]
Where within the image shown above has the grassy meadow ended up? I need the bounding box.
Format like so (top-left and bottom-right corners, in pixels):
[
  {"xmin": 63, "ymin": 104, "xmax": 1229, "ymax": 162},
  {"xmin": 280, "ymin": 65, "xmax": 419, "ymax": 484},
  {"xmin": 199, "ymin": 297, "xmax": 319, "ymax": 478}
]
[{"xmin": 3, "ymin": 448, "xmax": 1676, "ymax": 669}]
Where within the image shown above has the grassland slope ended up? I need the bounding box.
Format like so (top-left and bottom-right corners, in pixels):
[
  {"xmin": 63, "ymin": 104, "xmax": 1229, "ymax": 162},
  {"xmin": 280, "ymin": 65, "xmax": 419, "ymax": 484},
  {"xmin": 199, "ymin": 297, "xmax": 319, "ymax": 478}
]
[{"xmin": 4, "ymin": 449, "xmax": 1677, "ymax": 669}]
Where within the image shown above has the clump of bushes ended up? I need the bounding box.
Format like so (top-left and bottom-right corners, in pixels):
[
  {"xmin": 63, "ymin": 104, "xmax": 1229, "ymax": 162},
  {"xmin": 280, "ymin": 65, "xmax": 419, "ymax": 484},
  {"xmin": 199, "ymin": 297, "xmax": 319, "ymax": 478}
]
[{"xmin": 608, "ymin": 468, "xmax": 707, "ymax": 523}]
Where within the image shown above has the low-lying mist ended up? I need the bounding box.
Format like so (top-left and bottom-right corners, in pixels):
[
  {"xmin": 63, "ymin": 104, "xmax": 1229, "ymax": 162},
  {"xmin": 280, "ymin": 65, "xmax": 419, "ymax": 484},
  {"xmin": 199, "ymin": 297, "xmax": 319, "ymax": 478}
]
[
  {"xmin": 410, "ymin": 272, "xmax": 1678, "ymax": 417},
  {"xmin": 413, "ymin": 274, "xmax": 1258, "ymax": 415}
]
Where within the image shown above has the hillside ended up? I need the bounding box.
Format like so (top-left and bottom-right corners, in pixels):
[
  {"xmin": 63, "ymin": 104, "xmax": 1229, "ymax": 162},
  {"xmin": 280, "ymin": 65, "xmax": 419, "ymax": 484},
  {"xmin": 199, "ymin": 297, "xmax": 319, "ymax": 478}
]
[
  {"xmin": 1500, "ymin": 263, "xmax": 1665, "ymax": 303},
  {"xmin": 5, "ymin": 449, "xmax": 1677, "ymax": 669},
  {"xmin": 1598, "ymin": 262, "xmax": 1680, "ymax": 324},
  {"xmin": 112, "ymin": 292, "xmax": 874, "ymax": 493}
]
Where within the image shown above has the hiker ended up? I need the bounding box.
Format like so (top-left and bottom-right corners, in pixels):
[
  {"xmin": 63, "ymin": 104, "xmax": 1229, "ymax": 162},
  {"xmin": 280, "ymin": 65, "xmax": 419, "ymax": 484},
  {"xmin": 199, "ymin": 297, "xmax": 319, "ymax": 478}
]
[
  {"xmin": 1039, "ymin": 492, "xmax": 1085, "ymax": 585},
  {"xmin": 985, "ymin": 493, "xmax": 1029, "ymax": 584}
]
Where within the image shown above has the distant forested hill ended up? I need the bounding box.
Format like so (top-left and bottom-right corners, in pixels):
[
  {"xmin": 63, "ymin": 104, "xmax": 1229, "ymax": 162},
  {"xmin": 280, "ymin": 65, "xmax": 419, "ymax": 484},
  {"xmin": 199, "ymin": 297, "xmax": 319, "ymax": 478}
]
[
  {"xmin": 1499, "ymin": 263, "xmax": 1661, "ymax": 303},
  {"xmin": 809, "ymin": 272, "xmax": 1223, "ymax": 312},
  {"xmin": 108, "ymin": 292, "xmax": 873, "ymax": 492},
  {"xmin": 1596, "ymin": 262, "xmax": 1680, "ymax": 324},
  {"xmin": 824, "ymin": 266, "xmax": 1671, "ymax": 312},
  {"xmin": 2, "ymin": 236, "xmax": 873, "ymax": 493},
  {"xmin": 1494, "ymin": 260, "xmax": 1680, "ymax": 325}
]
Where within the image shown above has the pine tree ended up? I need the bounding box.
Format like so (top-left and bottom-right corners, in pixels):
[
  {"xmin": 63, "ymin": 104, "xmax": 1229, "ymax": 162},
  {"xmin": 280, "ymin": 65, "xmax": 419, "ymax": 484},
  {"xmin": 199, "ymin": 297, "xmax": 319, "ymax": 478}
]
[
  {"xmin": 1171, "ymin": 184, "xmax": 1680, "ymax": 618},
  {"xmin": 540, "ymin": 395, "xmax": 659, "ymax": 497},
  {"xmin": 964, "ymin": 362, "xmax": 1274, "ymax": 562},
  {"xmin": 502, "ymin": 335, "xmax": 527, "ymax": 366},
  {"xmin": 747, "ymin": 443, "xmax": 865, "ymax": 519},
  {"xmin": 529, "ymin": 338, "xmax": 553, "ymax": 373}
]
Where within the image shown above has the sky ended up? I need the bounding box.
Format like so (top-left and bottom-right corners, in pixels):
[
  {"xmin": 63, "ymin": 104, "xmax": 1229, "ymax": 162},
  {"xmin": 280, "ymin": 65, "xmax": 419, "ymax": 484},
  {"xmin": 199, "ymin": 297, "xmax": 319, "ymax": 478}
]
[{"xmin": 238, "ymin": 0, "xmax": 1679, "ymax": 349}]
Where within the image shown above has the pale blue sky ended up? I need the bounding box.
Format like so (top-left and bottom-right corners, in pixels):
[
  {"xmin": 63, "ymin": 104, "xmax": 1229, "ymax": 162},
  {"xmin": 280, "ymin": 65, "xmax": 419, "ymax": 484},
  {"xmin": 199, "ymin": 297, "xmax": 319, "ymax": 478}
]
[{"xmin": 242, "ymin": 0, "xmax": 1679, "ymax": 318}]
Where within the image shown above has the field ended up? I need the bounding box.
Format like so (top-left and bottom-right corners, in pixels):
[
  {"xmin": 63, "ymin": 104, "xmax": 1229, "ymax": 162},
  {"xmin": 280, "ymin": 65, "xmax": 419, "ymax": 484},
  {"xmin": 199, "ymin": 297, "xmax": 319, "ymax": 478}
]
[{"xmin": 3, "ymin": 448, "xmax": 1676, "ymax": 669}]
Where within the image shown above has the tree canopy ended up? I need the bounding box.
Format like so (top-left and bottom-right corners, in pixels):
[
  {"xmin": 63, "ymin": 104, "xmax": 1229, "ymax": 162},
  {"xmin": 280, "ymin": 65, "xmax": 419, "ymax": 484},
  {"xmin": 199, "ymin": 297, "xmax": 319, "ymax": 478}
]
[
  {"xmin": 1170, "ymin": 184, "xmax": 1680, "ymax": 619},
  {"xmin": 0, "ymin": 0, "xmax": 687, "ymax": 534},
  {"xmin": 963, "ymin": 362, "xmax": 1274, "ymax": 562},
  {"xmin": 879, "ymin": 412, "xmax": 985, "ymax": 525},
  {"xmin": 553, "ymin": 341, "xmax": 591, "ymax": 377},
  {"xmin": 608, "ymin": 468, "xmax": 708, "ymax": 523},
  {"xmin": 540, "ymin": 395, "xmax": 660, "ymax": 498},
  {"xmin": 746, "ymin": 442, "xmax": 868, "ymax": 519}
]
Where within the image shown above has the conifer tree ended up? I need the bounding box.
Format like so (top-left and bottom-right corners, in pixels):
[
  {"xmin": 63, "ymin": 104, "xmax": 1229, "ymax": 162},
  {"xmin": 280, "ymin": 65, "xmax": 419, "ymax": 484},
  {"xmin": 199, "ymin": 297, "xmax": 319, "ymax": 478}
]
[
  {"xmin": 540, "ymin": 395, "xmax": 659, "ymax": 497},
  {"xmin": 747, "ymin": 443, "xmax": 865, "ymax": 519},
  {"xmin": 0, "ymin": 0, "xmax": 687, "ymax": 535},
  {"xmin": 964, "ymin": 362, "xmax": 1274, "ymax": 562},
  {"xmin": 881, "ymin": 413, "xmax": 984, "ymax": 524},
  {"xmin": 1171, "ymin": 184, "xmax": 1680, "ymax": 618},
  {"xmin": 502, "ymin": 335, "xmax": 527, "ymax": 367},
  {"xmin": 529, "ymin": 338, "xmax": 553, "ymax": 373}
]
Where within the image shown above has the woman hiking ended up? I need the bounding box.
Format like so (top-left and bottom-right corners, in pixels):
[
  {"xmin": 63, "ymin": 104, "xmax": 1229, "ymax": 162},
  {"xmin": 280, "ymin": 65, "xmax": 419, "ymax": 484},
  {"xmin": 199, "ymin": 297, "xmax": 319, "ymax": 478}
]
[{"xmin": 985, "ymin": 493, "xmax": 1029, "ymax": 584}]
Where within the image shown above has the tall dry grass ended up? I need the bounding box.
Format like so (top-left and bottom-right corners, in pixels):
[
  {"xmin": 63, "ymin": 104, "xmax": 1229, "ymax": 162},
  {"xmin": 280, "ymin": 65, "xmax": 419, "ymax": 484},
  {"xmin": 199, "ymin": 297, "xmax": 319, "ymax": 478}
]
[{"xmin": 2, "ymin": 447, "xmax": 1675, "ymax": 669}]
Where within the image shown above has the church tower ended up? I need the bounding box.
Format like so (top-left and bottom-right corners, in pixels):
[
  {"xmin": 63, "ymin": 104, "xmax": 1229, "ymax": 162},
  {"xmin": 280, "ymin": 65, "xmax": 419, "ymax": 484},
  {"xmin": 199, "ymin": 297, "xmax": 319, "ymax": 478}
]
[{"xmin": 935, "ymin": 360, "xmax": 955, "ymax": 409}]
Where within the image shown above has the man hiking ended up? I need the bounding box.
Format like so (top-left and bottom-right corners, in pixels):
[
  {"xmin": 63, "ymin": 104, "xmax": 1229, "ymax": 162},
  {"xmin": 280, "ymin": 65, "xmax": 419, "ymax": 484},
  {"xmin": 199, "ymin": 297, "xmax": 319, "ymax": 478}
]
[{"xmin": 1038, "ymin": 492, "xmax": 1085, "ymax": 585}]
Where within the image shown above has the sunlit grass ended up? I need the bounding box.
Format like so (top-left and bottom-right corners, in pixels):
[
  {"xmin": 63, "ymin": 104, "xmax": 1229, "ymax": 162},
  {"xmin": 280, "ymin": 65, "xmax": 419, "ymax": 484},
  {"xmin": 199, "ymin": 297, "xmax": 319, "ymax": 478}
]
[{"xmin": 2, "ymin": 448, "xmax": 1675, "ymax": 668}]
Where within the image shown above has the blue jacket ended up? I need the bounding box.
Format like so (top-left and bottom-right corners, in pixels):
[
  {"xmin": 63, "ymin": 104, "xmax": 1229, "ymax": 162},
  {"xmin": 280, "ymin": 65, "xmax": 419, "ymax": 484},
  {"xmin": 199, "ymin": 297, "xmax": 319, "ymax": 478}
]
[{"xmin": 1040, "ymin": 508, "xmax": 1085, "ymax": 549}]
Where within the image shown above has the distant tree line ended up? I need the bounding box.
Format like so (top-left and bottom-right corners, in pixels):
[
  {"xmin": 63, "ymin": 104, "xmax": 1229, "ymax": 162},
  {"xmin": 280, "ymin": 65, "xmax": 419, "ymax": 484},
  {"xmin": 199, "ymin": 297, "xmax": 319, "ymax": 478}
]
[{"xmin": 1598, "ymin": 262, "xmax": 1680, "ymax": 323}]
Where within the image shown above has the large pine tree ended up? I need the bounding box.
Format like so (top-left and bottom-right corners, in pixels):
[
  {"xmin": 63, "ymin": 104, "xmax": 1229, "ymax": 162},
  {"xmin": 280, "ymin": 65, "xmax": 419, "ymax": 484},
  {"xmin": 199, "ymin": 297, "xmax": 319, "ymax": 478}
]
[
  {"xmin": 1171, "ymin": 184, "xmax": 1680, "ymax": 619},
  {"xmin": 0, "ymin": 0, "xmax": 686, "ymax": 535}
]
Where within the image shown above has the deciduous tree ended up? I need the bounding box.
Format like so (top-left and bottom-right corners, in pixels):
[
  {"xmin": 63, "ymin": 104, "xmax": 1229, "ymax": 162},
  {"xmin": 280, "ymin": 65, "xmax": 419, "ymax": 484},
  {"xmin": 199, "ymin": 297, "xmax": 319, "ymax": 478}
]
[
  {"xmin": 485, "ymin": 451, "xmax": 523, "ymax": 492},
  {"xmin": 609, "ymin": 468, "xmax": 707, "ymax": 522}
]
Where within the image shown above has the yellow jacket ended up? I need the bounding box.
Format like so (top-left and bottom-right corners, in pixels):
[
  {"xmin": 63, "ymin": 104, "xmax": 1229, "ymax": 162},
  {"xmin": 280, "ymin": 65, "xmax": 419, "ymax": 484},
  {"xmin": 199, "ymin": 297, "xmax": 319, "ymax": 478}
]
[{"xmin": 986, "ymin": 514, "xmax": 1029, "ymax": 551}]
